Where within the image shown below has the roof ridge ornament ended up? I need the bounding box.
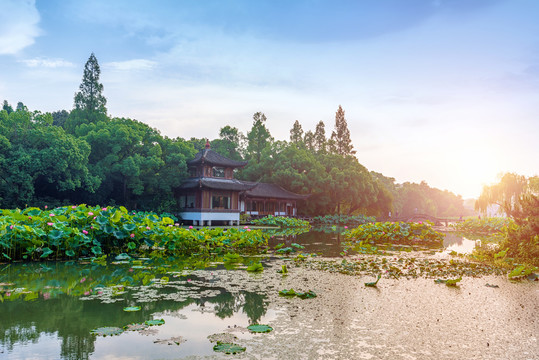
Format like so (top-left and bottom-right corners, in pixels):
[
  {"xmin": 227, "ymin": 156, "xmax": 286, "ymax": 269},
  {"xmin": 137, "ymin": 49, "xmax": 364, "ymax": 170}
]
[{"xmin": 205, "ymin": 139, "xmax": 211, "ymax": 149}]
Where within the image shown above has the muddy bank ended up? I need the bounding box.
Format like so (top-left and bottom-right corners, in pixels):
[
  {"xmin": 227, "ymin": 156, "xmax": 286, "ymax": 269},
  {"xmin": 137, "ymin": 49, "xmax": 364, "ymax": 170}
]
[{"xmin": 183, "ymin": 259, "xmax": 538, "ymax": 360}]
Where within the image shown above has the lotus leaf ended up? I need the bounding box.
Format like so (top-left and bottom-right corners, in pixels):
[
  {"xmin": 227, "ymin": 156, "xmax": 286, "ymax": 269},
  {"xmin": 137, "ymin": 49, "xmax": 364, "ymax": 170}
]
[
  {"xmin": 91, "ymin": 327, "xmax": 124, "ymax": 337},
  {"xmin": 246, "ymin": 262, "xmax": 264, "ymax": 272},
  {"xmin": 40, "ymin": 247, "xmax": 54, "ymax": 258},
  {"xmin": 247, "ymin": 324, "xmax": 273, "ymax": 333},
  {"xmin": 297, "ymin": 290, "xmax": 317, "ymax": 299},
  {"xmin": 445, "ymin": 277, "xmax": 462, "ymax": 287},
  {"xmin": 213, "ymin": 342, "xmax": 246, "ymax": 354},
  {"xmin": 145, "ymin": 319, "xmax": 165, "ymax": 326},
  {"xmin": 123, "ymin": 306, "xmax": 141, "ymax": 312},
  {"xmin": 279, "ymin": 289, "xmax": 297, "ymax": 296},
  {"xmin": 115, "ymin": 253, "xmax": 131, "ymax": 261}
]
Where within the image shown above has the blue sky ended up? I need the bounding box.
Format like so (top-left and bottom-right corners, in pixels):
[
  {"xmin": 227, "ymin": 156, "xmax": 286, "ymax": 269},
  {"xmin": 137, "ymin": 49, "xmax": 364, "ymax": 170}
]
[{"xmin": 1, "ymin": 0, "xmax": 538, "ymax": 198}]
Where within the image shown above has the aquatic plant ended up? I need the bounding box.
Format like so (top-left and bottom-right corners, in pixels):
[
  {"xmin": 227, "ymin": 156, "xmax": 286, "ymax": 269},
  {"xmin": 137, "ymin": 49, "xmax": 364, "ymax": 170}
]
[
  {"xmin": 453, "ymin": 217, "xmax": 512, "ymax": 235},
  {"xmin": 0, "ymin": 205, "xmax": 268, "ymax": 261},
  {"xmin": 246, "ymin": 261, "xmax": 264, "ymax": 272},
  {"xmin": 364, "ymin": 274, "xmax": 381, "ymax": 287},
  {"xmin": 312, "ymin": 214, "xmax": 375, "ymax": 227},
  {"xmin": 252, "ymin": 215, "xmax": 311, "ymax": 228},
  {"xmin": 247, "ymin": 324, "xmax": 273, "ymax": 333},
  {"xmin": 213, "ymin": 342, "xmax": 246, "ymax": 354},
  {"xmin": 90, "ymin": 327, "xmax": 124, "ymax": 337}
]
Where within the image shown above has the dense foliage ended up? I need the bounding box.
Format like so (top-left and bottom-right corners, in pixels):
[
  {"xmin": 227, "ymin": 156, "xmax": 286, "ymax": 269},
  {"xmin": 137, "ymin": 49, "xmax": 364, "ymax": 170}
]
[
  {"xmin": 0, "ymin": 205, "xmax": 268, "ymax": 262},
  {"xmin": 312, "ymin": 214, "xmax": 375, "ymax": 226},
  {"xmin": 251, "ymin": 215, "xmax": 310, "ymax": 228},
  {"xmin": 345, "ymin": 222, "xmax": 445, "ymax": 246},
  {"xmin": 452, "ymin": 217, "xmax": 513, "ymax": 235}
]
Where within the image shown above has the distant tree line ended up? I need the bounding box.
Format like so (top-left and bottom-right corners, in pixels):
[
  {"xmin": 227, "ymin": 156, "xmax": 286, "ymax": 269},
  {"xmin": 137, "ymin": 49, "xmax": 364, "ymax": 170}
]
[{"xmin": 0, "ymin": 53, "xmax": 470, "ymax": 217}]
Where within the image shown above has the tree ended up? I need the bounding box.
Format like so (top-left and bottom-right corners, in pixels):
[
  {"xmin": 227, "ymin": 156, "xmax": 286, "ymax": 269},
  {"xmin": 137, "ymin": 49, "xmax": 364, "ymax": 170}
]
[
  {"xmin": 16, "ymin": 102, "xmax": 27, "ymax": 112},
  {"xmin": 2, "ymin": 100, "xmax": 13, "ymax": 114},
  {"xmin": 52, "ymin": 110, "xmax": 70, "ymax": 127},
  {"xmin": 330, "ymin": 105, "xmax": 355, "ymax": 156},
  {"xmin": 211, "ymin": 125, "xmax": 245, "ymax": 160},
  {"xmin": 246, "ymin": 112, "xmax": 273, "ymax": 164},
  {"xmin": 313, "ymin": 120, "xmax": 326, "ymax": 153},
  {"xmin": 74, "ymin": 53, "xmax": 107, "ymax": 115},
  {"xmin": 475, "ymin": 173, "xmax": 531, "ymax": 216},
  {"xmin": 304, "ymin": 130, "xmax": 314, "ymax": 151},
  {"xmin": 65, "ymin": 53, "xmax": 108, "ymax": 132},
  {"xmin": 289, "ymin": 120, "xmax": 304, "ymax": 145}
]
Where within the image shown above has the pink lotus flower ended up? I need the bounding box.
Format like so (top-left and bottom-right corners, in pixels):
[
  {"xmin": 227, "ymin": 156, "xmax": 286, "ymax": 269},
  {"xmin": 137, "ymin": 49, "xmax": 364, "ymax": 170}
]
[
  {"xmin": 128, "ymin": 268, "xmax": 133, "ymax": 272},
  {"xmin": 188, "ymin": 226, "xmax": 193, "ymax": 229},
  {"xmin": 244, "ymin": 226, "xmax": 249, "ymax": 229},
  {"xmin": 9, "ymin": 225, "xmax": 13, "ymax": 229},
  {"xmin": 28, "ymin": 216, "xmax": 32, "ymax": 220},
  {"xmin": 187, "ymin": 279, "xmax": 191, "ymax": 282},
  {"xmin": 344, "ymin": 226, "xmax": 348, "ymax": 229},
  {"xmin": 49, "ymin": 213, "xmax": 55, "ymax": 217},
  {"xmin": 43, "ymin": 292, "xmax": 51, "ymax": 300},
  {"xmin": 90, "ymin": 226, "xmax": 94, "ymax": 229},
  {"xmin": 72, "ymin": 206, "xmax": 76, "ymax": 209},
  {"xmin": 44, "ymin": 205, "xmax": 48, "ymax": 209},
  {"xmin": 84, "ymin": 291, "xmax": 90, "ymax": 296},
  {"xmin": 88, "ymin": 212, "xmax": 93, "ymax": 216},
  {"xmin": 102, "ymin": 208, "xmax": 107, "ymax": 211},
  {"xmin": 82, "ymin": 230, "xmax": 88, "ymax": 235},
  {"xmin": 130, "ymin": 233, "xmax": 135, "ymax": 238},
  {"xmin": 47, "ymin": 222, "xmax": 53, "ymax": 226},
  {"xmin": 247, "ymin": 229, "xmax": 251, "ymax": 232},
  {"xmin": 80, "ymin": 277, "xmax": 86, "ymax": 283},
  {"xmin": 174, "ymin": 223, "xmax": 179, "ymax": 226},
  {"xmin": 146, "ymin": 226, "xmax": 151, "ymax": 230},
  {"xmin": 6, "ymin": 292, "xmax": 11, "ymax": 297},
  {"xmin": 418, "ymin": 221, "xmax": 423, "ymax": 224}
]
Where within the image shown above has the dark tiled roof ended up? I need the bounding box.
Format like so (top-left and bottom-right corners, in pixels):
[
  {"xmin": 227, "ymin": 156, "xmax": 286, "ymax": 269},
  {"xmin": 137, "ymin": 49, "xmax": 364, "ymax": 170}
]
[
  {"xmin": 178, "ymin": 177, "xmax": 257, "ymax": 191},
  {"xmin": 243, "ymin": 182, "xmax": 310, "ymax": 200},
  {"xmin": 188, "ymin": 149, "xmax": 247, "ymax": 168}
]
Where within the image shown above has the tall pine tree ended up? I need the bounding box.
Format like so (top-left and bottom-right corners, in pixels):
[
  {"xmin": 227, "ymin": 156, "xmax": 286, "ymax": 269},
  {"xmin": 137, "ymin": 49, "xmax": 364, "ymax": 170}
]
[
  {"xmin": 74, "ymin": 53, "xmax": 107, "ymax": 115},
  {"xmin": 246, "ymin": 112, "xmax": 273, "ymax": 164},
  {"xmin": 314, "ymin": 120, "xmax": 326, "ymax": 153},
  {"xmin": 330, "ymin": 105, "xmax": 355, "ymax": 156},
  {"xmin": 289, "ymin": 120, "xmax": 304, "ymax": 145}
]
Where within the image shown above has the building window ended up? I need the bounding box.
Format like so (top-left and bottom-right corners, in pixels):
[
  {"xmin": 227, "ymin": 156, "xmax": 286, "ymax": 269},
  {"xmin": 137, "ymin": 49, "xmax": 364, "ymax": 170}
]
[
  {"xmin": 212, "ymin": 167, "xmax": 225, "ymax": 177},
  {"xmin": 212, "ymin": 195, "xmax": 230, "ymax": 209},
  {"xmin": 180, "ymin": 195, "xmax": 196, "ymax": 208},
  {"xmin": 189, "ymin": 167, "xmax": 197, "ymax": 177}
]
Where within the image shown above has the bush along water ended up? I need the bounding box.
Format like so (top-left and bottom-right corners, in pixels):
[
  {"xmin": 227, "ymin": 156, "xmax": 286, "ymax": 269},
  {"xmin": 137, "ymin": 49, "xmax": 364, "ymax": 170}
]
[
  {"xmin": 312, "ymin": 214, "xmax": 375, "ymax": 227},
  {"xmin": 0, "ymin": 205, "xmax": 268, "ymax": 261},
  {"xmin": 343, "ymin": 221, "xmax": 444, "ymax": 254},
  {"xmin": 251, "ymin": 215, "xmax": 310, "ymax": 228},
  {"xmin": 452, "ymin": 217, "xmax": 513, "ymax": 235}
]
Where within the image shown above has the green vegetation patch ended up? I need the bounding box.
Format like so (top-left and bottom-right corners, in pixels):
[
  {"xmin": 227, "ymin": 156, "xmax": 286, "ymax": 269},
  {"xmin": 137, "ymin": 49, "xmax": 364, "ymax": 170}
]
[
  {"xmin": 213, "ymin": 342, "xmax": 246, "ymax": 354},
  {"xmin": 247, "ymin": 324, "xmax": 273, "ymax": 333},
  {"xmin": 252, "ymin": 215, "xmax": 310, "ymax": 228},
  {"xmin": 90, "ymin": 326, "xmax": 124, "ymax": 337}
]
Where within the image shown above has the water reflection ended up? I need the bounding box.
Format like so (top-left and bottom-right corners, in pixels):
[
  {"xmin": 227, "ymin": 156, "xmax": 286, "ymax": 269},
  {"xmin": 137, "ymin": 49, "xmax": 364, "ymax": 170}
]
[{"xmin": 0, "ymin": 261, "xmax": 268, "ymax": 359}]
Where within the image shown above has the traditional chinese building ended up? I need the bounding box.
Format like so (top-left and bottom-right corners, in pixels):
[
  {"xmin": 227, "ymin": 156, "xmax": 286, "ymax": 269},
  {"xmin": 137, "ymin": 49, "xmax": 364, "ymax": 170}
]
[
  {"xmin": 176, "ymin": 141, "xmax": 255, "ymax": 226},
  {"xmin": 176, "ymin": 141, "xmax": 309, "ymax": 225}
]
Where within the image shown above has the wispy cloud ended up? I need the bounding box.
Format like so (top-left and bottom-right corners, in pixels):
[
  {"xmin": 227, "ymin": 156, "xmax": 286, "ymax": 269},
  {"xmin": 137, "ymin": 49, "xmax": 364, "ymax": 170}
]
[
  {"xmin": 21, "ymin": 57, "xmax": 75, "ymax": 68},
  {"xmin": 104, "ymin": 59, "xmax": 157, "ymax": 71},
  {"xmin": 0, "ymin": 0, "xmax": 40, "ymax": 55}
]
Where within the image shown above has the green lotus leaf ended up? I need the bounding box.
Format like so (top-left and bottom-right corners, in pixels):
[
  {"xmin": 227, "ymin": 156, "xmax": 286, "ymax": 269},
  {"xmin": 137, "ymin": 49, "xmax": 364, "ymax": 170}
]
[
  {"xmin": 445, "ymin": 277, "xmax": 462, "ymax": 287},
  {"xmin": 40, "ymin": 247, "xmax": 54, "ymax": 258},
  {"xmin": 95, "ymin": 216, "xmax": 109, "ymax": 225},
  {"xmin": 365, "ymin": 274, "xmax": 381, "ymax": 287},
  {"xmin": 123, "ymin": 306, "xmax": 141, "ymax": 312},
  {"xmin": 246, "ymin": 262, "xmax": 264, "ymax": 272},
  {"xmin": 113, "ymin": 230, "xmax": 128, "ymax": 239},
  {"xmin": 123, "ymin": 223, "xmax": 136, "ymax": 231},
  {"xmin": 247, "ymin": 324, "xmax": 273, "ymax": 333},
  {"xmin": 297, "ymin": 290, "xmax": 317, "ymax": 299},
  {"xmin": 213, "ymin": 342, "xmax": 246, "ymax": 354},
  {"xmin": 103, "ymin": 225, "xmax": 115, "ymax": 234},
  {"xmin": 91, "ymin": 327, "xmax": 124, "ymax": 337},
  {"xmin": 65, "ymin": 250, "xmax": 76, "ymax": 257},
  {"xmin": 279, "ymin": 289, "xmax": 296, "ymax": 296},
  {"xmin": 145, "ymin": 319, "xmax": 165, "ymax": 326},
  {"xmin": 115, "ymin": 253, "xmax": 131, "ymax": 261}
]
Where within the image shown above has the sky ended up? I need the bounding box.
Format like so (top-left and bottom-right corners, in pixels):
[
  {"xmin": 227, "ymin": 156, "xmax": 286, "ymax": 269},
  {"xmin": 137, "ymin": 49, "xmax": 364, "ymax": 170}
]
[{"xmin": 1, "ymin": 0, "xmax": 538, "ymax": 199}]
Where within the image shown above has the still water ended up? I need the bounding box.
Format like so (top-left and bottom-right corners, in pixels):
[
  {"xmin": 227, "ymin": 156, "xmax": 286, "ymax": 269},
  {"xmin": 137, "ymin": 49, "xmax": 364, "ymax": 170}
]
[{"xmin": 0, "ymin": 230, "xmax": 529, "ymax": 360}]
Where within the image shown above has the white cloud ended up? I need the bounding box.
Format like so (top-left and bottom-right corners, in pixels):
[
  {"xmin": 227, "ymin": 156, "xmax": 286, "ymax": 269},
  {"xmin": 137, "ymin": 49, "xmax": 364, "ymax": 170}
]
[
  {"xmin": 104, "ymin": 59, "xmax": 157, "ymax": 71},
  {"xmin": 21, "ymin": 57, "xmax": 75, "ymax": 68},
  {"xmin": 0, "ymin": 0, "xmax": 40, "ymax": 55}
]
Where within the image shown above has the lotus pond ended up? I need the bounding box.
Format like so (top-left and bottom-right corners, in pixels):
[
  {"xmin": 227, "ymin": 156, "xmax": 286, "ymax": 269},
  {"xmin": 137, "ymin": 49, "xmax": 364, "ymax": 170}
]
[{"xmin": 1, "ymin": 229, "xmax": 538, "ymax": 359}]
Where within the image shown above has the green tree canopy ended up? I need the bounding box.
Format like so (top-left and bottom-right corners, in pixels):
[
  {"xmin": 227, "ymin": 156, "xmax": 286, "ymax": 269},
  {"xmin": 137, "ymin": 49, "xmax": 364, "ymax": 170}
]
[{"xmin": 330, "ymin": 105, "xmax": 355, "ymax": 156}]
